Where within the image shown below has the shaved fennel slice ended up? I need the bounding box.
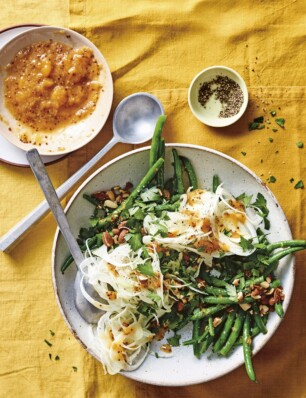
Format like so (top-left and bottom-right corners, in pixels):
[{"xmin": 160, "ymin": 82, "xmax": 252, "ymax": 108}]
[{"xmin": 94, "ymin": 307, "xmax": 153, "ymax": 374}]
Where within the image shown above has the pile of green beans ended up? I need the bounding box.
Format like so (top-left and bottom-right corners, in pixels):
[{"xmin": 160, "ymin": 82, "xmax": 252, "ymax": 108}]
[{"xmin": 61, "ymin": 115, "xmax": 306, "ymax": 382}]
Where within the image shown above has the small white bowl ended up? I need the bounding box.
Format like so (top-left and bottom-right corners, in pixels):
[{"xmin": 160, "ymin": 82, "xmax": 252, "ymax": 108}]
[
  {"xmin": 188, "ymin": 66, "xmax": 248, "ymax": 127},
  {"xmin": 0, "ymin": 26, "xmax": 113, "ymax": 156}
]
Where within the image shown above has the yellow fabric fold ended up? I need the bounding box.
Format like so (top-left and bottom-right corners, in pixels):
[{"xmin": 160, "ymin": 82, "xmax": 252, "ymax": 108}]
[{"xmin": 0, "ymin": 0, "xmax": 305, "ymax": 397}]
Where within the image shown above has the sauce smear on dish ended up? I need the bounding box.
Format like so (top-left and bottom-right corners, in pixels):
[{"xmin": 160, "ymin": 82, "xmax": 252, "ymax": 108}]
[{"xmin": 4, "ymin": 40, "xmax": 101, "ymax": 134}]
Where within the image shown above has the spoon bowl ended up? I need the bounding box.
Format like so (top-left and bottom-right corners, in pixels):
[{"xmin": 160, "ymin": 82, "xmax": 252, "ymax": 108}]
[{"xmin": 113, "ymin": 92, "xmax": 164, "ymax": 143}]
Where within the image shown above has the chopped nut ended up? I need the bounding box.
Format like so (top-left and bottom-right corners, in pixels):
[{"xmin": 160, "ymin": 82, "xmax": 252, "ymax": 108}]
[
  {"xmin": 266, "ymin": 288, "xmax": 275, "ymax": 296},
  {"xmin": 104, "ymin": 199, "xmax": 118, "ymax": 209},
  {"xmin": 259, "ymin": 304, "xmax": 269, "ymax": 315},
  {"xmin": 239, "ymin": 303, "xmax": 251, "ymax": 311},
  {"xmin": 106, "ymin": 190, "xmax": 115, "ymax": 201},
  {"xmin": 233, "ymin": 279, "xmax": 240, "ymax": 287},
  {"xmin": 237, "ymin": 291, "xmax": 244, "ymax": 302},
  {"xmin": 102, "ymin": 231, "xmax": 114, "ymax": 247},
  {"xmin": 213, "ymin": 317, "xmax": 222, "ymax": 327},
  {"xmin": 118, "ymin": 228, "xmax": 129, "ymax": 243},
  {"xmin": 260, "ymin": 281, "xmax": 270, "ymax": 289},
  {"xmin": 266, "ymin": 276, "xmax": 272, "ymax": 284}
]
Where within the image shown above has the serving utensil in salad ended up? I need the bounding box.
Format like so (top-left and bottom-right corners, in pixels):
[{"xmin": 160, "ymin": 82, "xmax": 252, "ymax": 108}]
[
  {"xmin": 0, "ymin": 92, "xmax": 164, "ymax": 253},
  {"xmin": 27, "ymin": 148, "xmax": 102, "ymax": 323}
]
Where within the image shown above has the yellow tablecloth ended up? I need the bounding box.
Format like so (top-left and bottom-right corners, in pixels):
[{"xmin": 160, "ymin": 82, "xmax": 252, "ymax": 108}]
[{"xmin": 1, "ymin": 1, "xmax": 305, "ymax": 397}]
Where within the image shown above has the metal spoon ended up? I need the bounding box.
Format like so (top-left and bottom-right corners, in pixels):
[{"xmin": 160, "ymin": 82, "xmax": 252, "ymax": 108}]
[
  {"xmin": 26, "ymin": 148, "xmax": 102, "ymax": 323},
  {"xmin": 0, "ymin": 92, "xmax": 164, "ymax": 253}
]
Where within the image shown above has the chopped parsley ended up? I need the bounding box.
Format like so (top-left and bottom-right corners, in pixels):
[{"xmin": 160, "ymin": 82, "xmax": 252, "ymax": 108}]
[
  {"xmin": 72, "ymin": 366, "xmax": 78, "ymax": 372},
  {"xmin": 290, "ymin": 178, "xmax": 294, "ymax": 183},
  {"xmin": 272, "ymin": 128, "xmax": 278, "ymax": 132},
  {"xmin": 294, "ymin": 180, "xmax": 304, "ymax": 189},
  {"xmin": 268, "ymin": 137, "xmax": 273, "ymax": 143},
  {"xmin": 239, "ymin": 236, "xmax": 254, "ymax": 252},
  {"xmin": 49, "ymin": 330, "xmax": 55, "ymax": 337},
  {"xmin": 241, "ymin": 151, "xmax": 247, "ymax": 156},
  {"xmin": 275, "ymin": 118, "xmax": 285, "ymax": 128},
  {"xmin": 296, "ymin": 141, "xmax": 304, "ymax": 148},
  {"xmin": 270, "ymin": 110, "xmax": 276, "ymax": 117},
  {"xmin": 269, "ymin": 176, "xmax": 277, "ymax": 183},
  {"xmin": 167, "ymin": 333, "xmax": 181, "ymax": 347},
  {"xmin": 44, "ymin": 339, "xmax": 52, "ymax": 347},
  {"xmin": 137, "ymin": 261, "xmax": 155, "ymax": 276}
]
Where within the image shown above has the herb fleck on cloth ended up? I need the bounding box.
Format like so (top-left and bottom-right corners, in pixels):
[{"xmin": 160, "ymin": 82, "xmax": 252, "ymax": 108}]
[{"xmin": 0, "ymin": 1, "xmax": 305, "ymax": 398}]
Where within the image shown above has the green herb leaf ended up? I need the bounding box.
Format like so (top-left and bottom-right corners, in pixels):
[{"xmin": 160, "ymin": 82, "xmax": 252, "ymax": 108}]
[
  {"xmin": 269, "ymin": 176, "xmax": 277, "ymax": 183},
  {"xmin": 254, "ymin": 116, "xmax": 264, "ymax": 123},
  {"xmin": 294, "ymin": 180, "xmax": 304, "ymax": 189},
  {"xmin": 44, "ymin": 339, "xmax": 52, "ymax": 347},
  {"xmin": 248, "ymin": 122, "xmax": 259, "ymax": 131},
  {"xmin": 49, "ymin": 330, "xmax": 55, "ymax": 336},
  {"xmin": 296, "ymin": 141, "xmax": 304, "ymax": 148},
  {"xmin": 167, "ymin": 333, "xmax": 181, "ymax": 347},
  {"xmin": 272, "ymin": 128, "xmax": 278, "ymax": 132},
  {"xmin": 270, "ymin": 111, "xmax": 276, "ymax": 117},
  {"xmin": 137, "ymin": 261, "xmax": 155, "ymax": 276},
  {"xmin": 125, "ymin": 232, "xmax": 143, "ymax": 251},
  {"xmin": 241, "ymin": 151, "xmax": 247, "ymax": 156},
  {"xmin": 289, "ymin": 178, "xmax": 294, "ymax": 183},
  {"xmin": 239, "ymin": 236, "xmax": 254, "ymax": 252},
  {"xmin": 275, "ymin": 118, "xmax": 285, "ymax": 128},
  {"xmin": 72, "ymin": 366, "xmax": 78, "ymax": 372},
  {"xmin": 147, "ymin": 292, "xmax": 162, "ymax": 308},
  {"xmin": 268, "ymin": 137, "xmax": 273, "ymax": 143},
  {"xmin": 140, "ymin": 187, "xmax": 161, "ymax": 202},
  {"xmin": 236, "ymin": 192, "xmax": 253, "ymax": 207}
]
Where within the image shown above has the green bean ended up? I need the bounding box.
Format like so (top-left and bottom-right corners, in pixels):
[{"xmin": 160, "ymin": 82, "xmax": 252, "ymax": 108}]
[
  {"xmin": 243, "ymin": 313, "xmax": 256, "ymax": 382},
  {"xmin": 270, "ymin": 279, "xmax": 281, "ymax": 288},
  {"xmin": 191, "ymin": 304, "xmax": 229, "ymax": 321},
  {"xmin": 245, "ymin": 276, "xmax": 264, "ymax": 287},
  {"xmin": 220, "ymin": 311, "xmax": 246, "ymax": 356},
  {"xmin": 155, "ymin": 202, "xmax": 180, "ymax": 212},
  {"xmin": 252, "ymin": 303, "xmax": 268, "ymax": 334},
  {"xmin": 275, "ymin": 302, "xmax": 284, "ymax": 318},
  {"xmin": 61, "ymin": 236, "xmax": 97, "ymax": 274},
  {"xmin": 203, "ymin": 296, "xmax": 237, "ymax": 305},
  {"xmin": 213, "ymin": 175, "xmax": 220, "ymax": 193},
  {"xmin": 266, "ymin": 240, "xmax": 306, "ymax": 252},
  {"xmin": 98, "ymin": 158, "xmax": 164, "ymax": 227},
  {"xmin": 199, "ymin": 269, "xmax": 228, "ymax": 288},
  {"xmin": 83, "ymin": 193, "xmax": 99, "ymax": 206},
  {"xmin": 208, "ymin": 316, "xmax": 214, "ymax": 336},
  {"xmin": 192, "ymin": 319, "xmax": 201, "ymax": 358},
  {"xmin": 265, "ymin": 246, "xmax": 305, "ymax": 265},
  {"xmin": 213, "ymin": 309, "xmax": 236, "ymax": 353},
  {"xmin": 204, "ymin": 286, "xmax": 229, "ymax": 296},
  {"xmin": 149, "ymin": 115, "xmax": 167, "ymax": 168},
  {"xmin": 156, "ymin": 137, "xmax": 165, "ymax": 188},
  {"xmin": 180, "ymin": 156, "xmax": 198, "ymax": 190},
  {"xmin": 172, "ymin": 149, "xmax": 185, "ymax": 195}
]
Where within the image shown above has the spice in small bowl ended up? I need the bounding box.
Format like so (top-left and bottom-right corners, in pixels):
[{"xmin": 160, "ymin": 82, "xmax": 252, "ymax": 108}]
[{"xmin": 188, "ymin": 66, "xmax": 248, "ymax": 127}]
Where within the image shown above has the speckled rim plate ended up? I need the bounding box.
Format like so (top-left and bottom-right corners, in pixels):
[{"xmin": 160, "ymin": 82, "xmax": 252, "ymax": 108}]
[
  {"xmin": 0, "ymin": 25, "xmax": 113, "ymax": 157},
  {"xmin": 0, "ymin": 24, "xmax": 66, "ymax": 166},
  {"xmin": 52, "ymin": 144, "xmax": 295, "ymax": 386}
]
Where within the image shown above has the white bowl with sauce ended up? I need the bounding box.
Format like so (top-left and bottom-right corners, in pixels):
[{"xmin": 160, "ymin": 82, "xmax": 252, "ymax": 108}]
[
  {"xmin": 188, "ymin": 66, "xmax": 248, "ymax": 128},
  {"xmin": 0, "ymin": 26, "xmax": 113, "ymax": 156}
]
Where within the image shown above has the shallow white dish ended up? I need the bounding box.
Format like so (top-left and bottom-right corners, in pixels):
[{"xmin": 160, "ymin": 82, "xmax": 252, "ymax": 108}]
[
  {"xmin": 0, "ymin": 24, "xmax": 65, "ymax": 166},
  {"xmin": 188, "ymin": 66, "xmax": 248, "ymax": 127},
  {"xmin": 0, "ymin": 25, "xmax": 113, "ymax": 156},
  {"xmin": 52, "ymin": 144, "xmax": 294, "ymax": 386}
]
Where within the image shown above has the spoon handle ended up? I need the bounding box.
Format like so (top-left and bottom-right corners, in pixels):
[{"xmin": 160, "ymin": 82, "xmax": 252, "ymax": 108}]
[
  {"xmin": 0, "ymin": 136, "xmax": 118, "ymax": 253},
  {"xmin": 26, "ymin": 149, "xmax": 84, "ymax": 268}
]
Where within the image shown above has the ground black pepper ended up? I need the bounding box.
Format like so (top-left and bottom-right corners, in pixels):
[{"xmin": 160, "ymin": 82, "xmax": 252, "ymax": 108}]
[{"xmin": 198, "ymin": 75, "xmax": 244, "ymax": 118}]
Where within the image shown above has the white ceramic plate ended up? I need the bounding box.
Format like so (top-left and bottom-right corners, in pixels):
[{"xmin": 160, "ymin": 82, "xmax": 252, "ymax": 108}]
[
  {"xmin": 0, "ymin": 25, "xmax": 113, "ymax": 156},
  {"xmin": 0, "ymin": 24, "xmax": 65, "ymax": 166},
  {"xmin": 52, "ymin": 145, "xmax": 294, "ymax": 386}
]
